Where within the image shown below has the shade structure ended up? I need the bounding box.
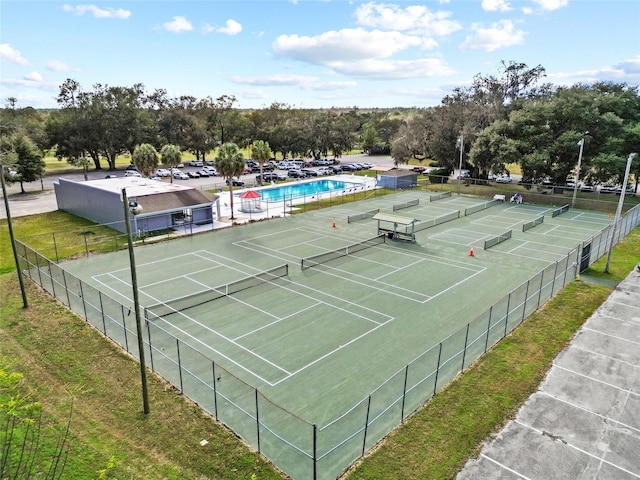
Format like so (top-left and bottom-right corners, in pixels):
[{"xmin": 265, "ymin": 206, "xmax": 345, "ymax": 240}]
[{"xmin": 239, "ymin": 189, "xmax": 262, "ymax": 212}]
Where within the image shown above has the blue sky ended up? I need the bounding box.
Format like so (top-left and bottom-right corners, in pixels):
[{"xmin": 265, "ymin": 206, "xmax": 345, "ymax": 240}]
[{"xmin": 1, "ymin": 0, "xmax": 639, "ymax": 109}]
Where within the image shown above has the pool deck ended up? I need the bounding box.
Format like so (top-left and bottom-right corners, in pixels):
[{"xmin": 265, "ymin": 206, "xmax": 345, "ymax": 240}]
[{"xmin": 216, "ymin": 175, "xmax": 376, "ymax": 225}]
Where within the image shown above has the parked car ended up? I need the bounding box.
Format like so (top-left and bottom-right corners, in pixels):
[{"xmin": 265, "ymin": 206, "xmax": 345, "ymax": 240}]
[
  {"xmin": 457, "ymin": 170, "xmax": 470, "ymax": 179},
  {"xmin": 126, "ymin": 164, "xmax": 138, "ymax": 171},
  {"xmin": 341, "ymin": 164, "xmax": 358, "ymax": 171},
  {"xmin": 188, "ymin": 160, "xmax": 203, "ymax": 167},
  {"xmin": 496, "ymin": 175, "xmax": 512, "ymax": 183},
  {"xmin": 301, "ymin": 168, "xmax": 318, "ymax": 177},
  {"xmin": 580, "ymin": 183, "xmax": 596, "ymax": 192},
  {"xmin": 226, "ymin": 177, "xmax": 244, "ymax": 187},
  {"xmin": 155, "ymin": 168, "xmax": 171, "ymax": 177},
  {"xmin": 173, "ymin": 171, "xmax": 189, "ymax": 180},
  {"xmin": 271, "ymin": 172, "xmax": 287, "ymax": 181},
  {"xmin": 288, "ymin": 169, "xmax": 306, "ymax": 178},
  {"xmin": 197, "ymin": 170, "xmax": 210, "ymax": 177},
  {"xmin": 124, "ymin": 170, "xmax": 142, "ymax": 177},
  {"xmin": 104, "ymin": 174, "xmax": 118, "ymax": 179},
  {"xmin": 317, "ymin": 167, "xmax": 333, "ymax": 175},
  {"xmin": 188, "ymin": 171, "xmax": 200, "ymax": 178},
  {"xmin": 202, "ymin": 166, "xmax": 218, "ymax": 176},
  {"xmin": 600, "ymin": 184, "xmax": 616, "ymax": 193},
  {"xmin": 411, "ymin": 166, "xmax": 426, "ymax": 173}
]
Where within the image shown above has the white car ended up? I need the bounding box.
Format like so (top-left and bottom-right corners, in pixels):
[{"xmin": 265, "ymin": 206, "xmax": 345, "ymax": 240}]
[
  {"xmin": 188, "ymin": 160, "xmax": 203, "ymax": 167},
  {"xmin": 155, "ymin": 168, "xmax": 171, "ymax": 177},
  {"xmin": 124, "ymin": 170, "xmax": 142, "ymax": 177},
  {"xmin": 496, "ymin": 175, "xmax": 512, "ymax": 183},
  {"xmin": 173, "ymin": 171, "xmax": 189, "ymax": 180}
]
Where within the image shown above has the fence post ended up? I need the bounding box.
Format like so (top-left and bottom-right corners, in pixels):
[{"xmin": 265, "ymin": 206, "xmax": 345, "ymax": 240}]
[
  {"xmin": 313, "ymin": 424, "xmax": 317, "ymax": 480},
  {"xmin": 550, "ymin": 261, "xmax": 559, "ymax": 296},
  {"xmin": 62, "ymin": 269, "xmax": 71, "ymax": 308},
  {"xmin": 53, "ymin": 232, "xmax": 59, "ymax": 262},
  {"xmin": 521, "ymin": 280, "xmax": 530, "ymax": 324},
  {"xmin": 121, "ymin": 305, "xmax": 129, "ymax": 353},
  {"xmin": 461, "ymin": 323, "xmax": 470, "ymax": 372},
  {"xmin": 79, "ymin": 280, "xmax": 88, "ymax": 321},
  {"xmin": 177, "ymin": 338, "xmax": 183, "ymax": 393},
  {"xmin": 503, "ymin": 292, "xmax": 511, "ymax": 337},
  {"xmin": 401, "ymin": 365, "xmax": 409, "ymax": 422},
  {"xmin": 84, "ymin": 232, "xmax": 89, "ymax": 257},
  {"xmin": 146, "ymin": 315, "xmax": 154, "ymax": 371},
  {"xmin": 211, "ymin": 363, "xmax": 220, "ymax": 420},
  {"xmin": 255, "ymin": 389, "xmax": 261, "ymax": 454},
  {"xmin": 362, "ymin": 395, "xmax": 372, "ymax": 457},
  {"xmin": 537, "ymin": 271, "xmax": 544, "ymax": 308},
  {"xmin": 99, "ymin": 291, "xmax": 107, "ymax": 334},
  {"xmin": 484, "ymin": 307, "xmax": 492, "ymax": 352},
  {"xmin": 433, "ymin": 343, "xmax": 443, "ymax": 395}
]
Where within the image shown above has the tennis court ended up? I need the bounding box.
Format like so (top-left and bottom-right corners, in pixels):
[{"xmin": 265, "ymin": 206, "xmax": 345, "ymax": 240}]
[
  {"xmin": 56, "ymin": 189, "xmax": 615, "ymax": 478},
  {"xmin": 62, "ymin": 190, "xmax": 610, "ymax": 418}
]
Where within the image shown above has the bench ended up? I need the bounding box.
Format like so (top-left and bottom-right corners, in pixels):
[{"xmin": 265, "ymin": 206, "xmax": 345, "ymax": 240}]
[{"xmin": 493, "ymin": 194, "xmax": 506, "ymax": 202}]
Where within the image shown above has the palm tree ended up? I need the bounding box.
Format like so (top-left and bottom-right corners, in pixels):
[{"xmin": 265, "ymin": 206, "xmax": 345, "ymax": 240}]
[
  {"xmin": 132, "ymin": 143, "xmax": 159, "ymax": 178},
  {"xmin": 251, "ymin": 140, "xmax": 273, "ymax": 184},
  {"xmin": 160, "ymin": 144, "xmax": 182, "ymax": 183},
  {"xmin": 215, "ymin": 142, "xmax": 245, "ymax": 219}
]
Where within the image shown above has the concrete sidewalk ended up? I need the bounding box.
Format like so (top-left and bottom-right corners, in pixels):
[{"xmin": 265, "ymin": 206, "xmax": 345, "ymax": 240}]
[{"xmin": 458, "ymin": 268, "xmax": 640, "ymax": 479}]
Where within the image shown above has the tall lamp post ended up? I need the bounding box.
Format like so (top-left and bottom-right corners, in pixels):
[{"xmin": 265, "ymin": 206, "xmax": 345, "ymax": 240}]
[
  {"xmin": 1, "ymin": 165, "xmax": 28, "ymax": 308},
  {"xmin": 604, "ymin": 153, "xmax": 636, "ymax": 273},
  {"xmin": 571, "ymin": 138, "xmax": 585, "ymax": 208},
  {"xmin": 121, "ymin": 188, "xmax": 150, "ymax": 415},
  {"xmin": 457, "ymin": 135, "xmax": 464, "ymax": 195}
]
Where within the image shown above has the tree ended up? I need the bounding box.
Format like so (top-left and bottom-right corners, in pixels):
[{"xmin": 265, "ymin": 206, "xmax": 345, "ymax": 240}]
[
  {"xmin": 160, "ymin": 144, "xmax": 182, "ymax": 183},
  {"xmin": 215, "ymin": 143, "xmax": 245, "ymax": 219},
  {"xmin": 2, "ymin": 135, "xmax": 45, "ymax": 193},
  {"xmin": 251, "ymin": 140, "xmax": 272, "ymax": 183},
  {"xmin": 132, "ymin": 143, "xmax": 159, "ymax": 178}
]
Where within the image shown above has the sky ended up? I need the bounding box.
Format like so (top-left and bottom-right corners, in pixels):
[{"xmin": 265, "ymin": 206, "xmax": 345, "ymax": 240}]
[{"xmin": 1, "ymin": 0, "xmax": 639, "ymax": 110}]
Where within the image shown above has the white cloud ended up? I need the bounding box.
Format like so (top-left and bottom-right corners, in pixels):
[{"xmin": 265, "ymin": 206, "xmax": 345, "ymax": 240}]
[
  {"xmin": 460, "ymin": 20, "xmax": 525, "ymax": 52},
  {"xmin": 481, "ymin": 0, "xmax": 512, "ymax": 12},
  {"xmin": 162, "ymin": 16, "xmax": 193, "ymax": 33},
  {"xmin": 24, "ymin": 71, "xmax": 43, "ymax": 82},
  {"xmin": 0, "ymin": 43, "xmax": 29, "ymax": 65},
  {"xmin": 46, "ymin": 60, "xmax": 70, "ymax": 72},
  {"xmin": 614, "ymin": 55, "xmax": 640, "ymax": 74},
  {"xmin": 219, "ymin": 19, "xmax": 242, "ymax": 35},
  {"xmin": 231, "ymin": 74, "xmax": 357, "ymax": 91},
  {"xmin": 62, "ymin": 4, "xmax": 131, "ymax": 19},
  {"xmin": 329, "ymin": 57, "xmax": 455, "ymax": 79},
  {"xmin": 548, "ymin": 56, "xmax": 640, "ymax": 84},
  {"xmin": 203, "ymin": 19, "xmax": 242, "ymax": 35},
  {"xmin": 532, "ymin": 0, "xmax": 569, "ymax": 11},
  {"xmin": 354, "ymin": 2, "xmax": 462, "ymax": 36},
  {"xmin": 1, "ymin": 77, "xmax": 57, "ymax": 90},
  {"xmin": 273, "ymin": 28, "xmax": 424, "ymax": 65}
]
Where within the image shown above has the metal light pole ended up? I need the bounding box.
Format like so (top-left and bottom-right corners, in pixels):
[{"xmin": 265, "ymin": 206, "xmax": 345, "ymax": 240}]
[
  {"xmin": 457, "ymin": 135, "xmax": 464, "ymax": 195},
  {"xmin": 1, "ymin": 165, "xmax": 28, "ymax": 308},
  {"xmin": 121, "ymin": 188, "xmax": 150, "ymax": 415},
  {"xmin": 604, "ymin": 153, "xmax": 636, "ymax": 273},
  {"xmin": 571, "ymin": 138, "xmax": 585, "ymax": 208}
]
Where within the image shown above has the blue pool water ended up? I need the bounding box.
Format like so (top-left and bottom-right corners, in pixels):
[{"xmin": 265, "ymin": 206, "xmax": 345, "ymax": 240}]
[{"xmin": 240, "ymin": 179, "xmax": 357, "ymax": 202}]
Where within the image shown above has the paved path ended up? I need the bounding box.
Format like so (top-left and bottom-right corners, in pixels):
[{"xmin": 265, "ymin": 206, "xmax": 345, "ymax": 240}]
[{"xmin": 458, "ymin": 268, "xmax": 640, "ymax": 479}]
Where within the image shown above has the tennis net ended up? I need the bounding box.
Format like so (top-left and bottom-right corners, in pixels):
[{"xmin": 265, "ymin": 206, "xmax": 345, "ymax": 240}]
[
  {"xmin": 551, "ymin": 204, "xmax": 570, "ymax": 217},
  {"xmin": 484, "ymin": 230, "xmax": 512, "ymax": 250},
  {"xmin": 522, "ymin": 215, "xmax": 544, "ymax": 232},
  {"xmin": 146, "ymin": 264, "xmax": 289, "ymax": 319},
  {"xmin": 347, "ymin": 208, "xmax": 380, "ymax": 223},
  {"xmin": 392, "ymin": 199, "xmax": 419, "ymax": 211},
  {"xmin": 301, "ymin": 234, "xmax": 386, "ymax": 269}
]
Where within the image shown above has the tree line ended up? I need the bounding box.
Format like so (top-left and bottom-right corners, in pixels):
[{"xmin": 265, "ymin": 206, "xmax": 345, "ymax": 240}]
[{"xmin": 1, "ymin": 60, "xmax": 638, "ymax": 190}]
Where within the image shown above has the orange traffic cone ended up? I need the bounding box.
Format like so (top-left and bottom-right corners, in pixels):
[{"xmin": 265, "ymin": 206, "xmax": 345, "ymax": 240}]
[
  {"xmin": 332, "ymin": 219, "xmax": 336, "ymax": 228},
  {"xmin": 469, "ymin": 246, "xmax": 474, "ymax": 257}
]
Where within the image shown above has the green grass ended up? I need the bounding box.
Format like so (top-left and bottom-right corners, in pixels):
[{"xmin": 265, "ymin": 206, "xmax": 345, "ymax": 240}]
[{"xmin": 2, "ymin": 207, "xmax": 638, "ymax": 479}]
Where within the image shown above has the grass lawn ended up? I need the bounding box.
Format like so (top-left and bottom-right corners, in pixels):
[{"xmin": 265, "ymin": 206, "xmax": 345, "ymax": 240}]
[{"xmin": 1, "ymin": 208, "xmax": 637, "ymax": 479}]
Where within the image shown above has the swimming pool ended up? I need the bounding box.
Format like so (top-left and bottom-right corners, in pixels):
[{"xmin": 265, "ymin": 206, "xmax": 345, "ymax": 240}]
[{"xmin": 240, "ymin": 179, "xmax": 358, "ymax": 202}]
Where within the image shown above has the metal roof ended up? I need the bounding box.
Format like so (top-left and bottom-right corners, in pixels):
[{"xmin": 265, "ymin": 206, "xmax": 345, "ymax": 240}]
[{"xmin": 372, "ymin": 212, "xmax": 416, "ymax": 225}]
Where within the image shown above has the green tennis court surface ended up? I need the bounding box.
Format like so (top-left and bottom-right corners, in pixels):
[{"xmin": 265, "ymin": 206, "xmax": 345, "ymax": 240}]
[{"xmin": 62, "ymin": 190, "xmax": 610, "ymax": 427}]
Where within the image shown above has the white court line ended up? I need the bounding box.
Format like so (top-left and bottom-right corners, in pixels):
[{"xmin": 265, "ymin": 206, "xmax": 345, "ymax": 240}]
[
  {"xmin": 232, "ymin": 302, "xmax": 321, "ymax": 341},
  {"xmin": 552, "ymin": 363, "xmax": 640, "ymax": 397},
  {"xmin": 513, "ymin": 419, "xmax": 640, "ymax": 479},
  {"xmin": 562, "ymin": 344, "xmax": 640, "ymax": 369}
]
